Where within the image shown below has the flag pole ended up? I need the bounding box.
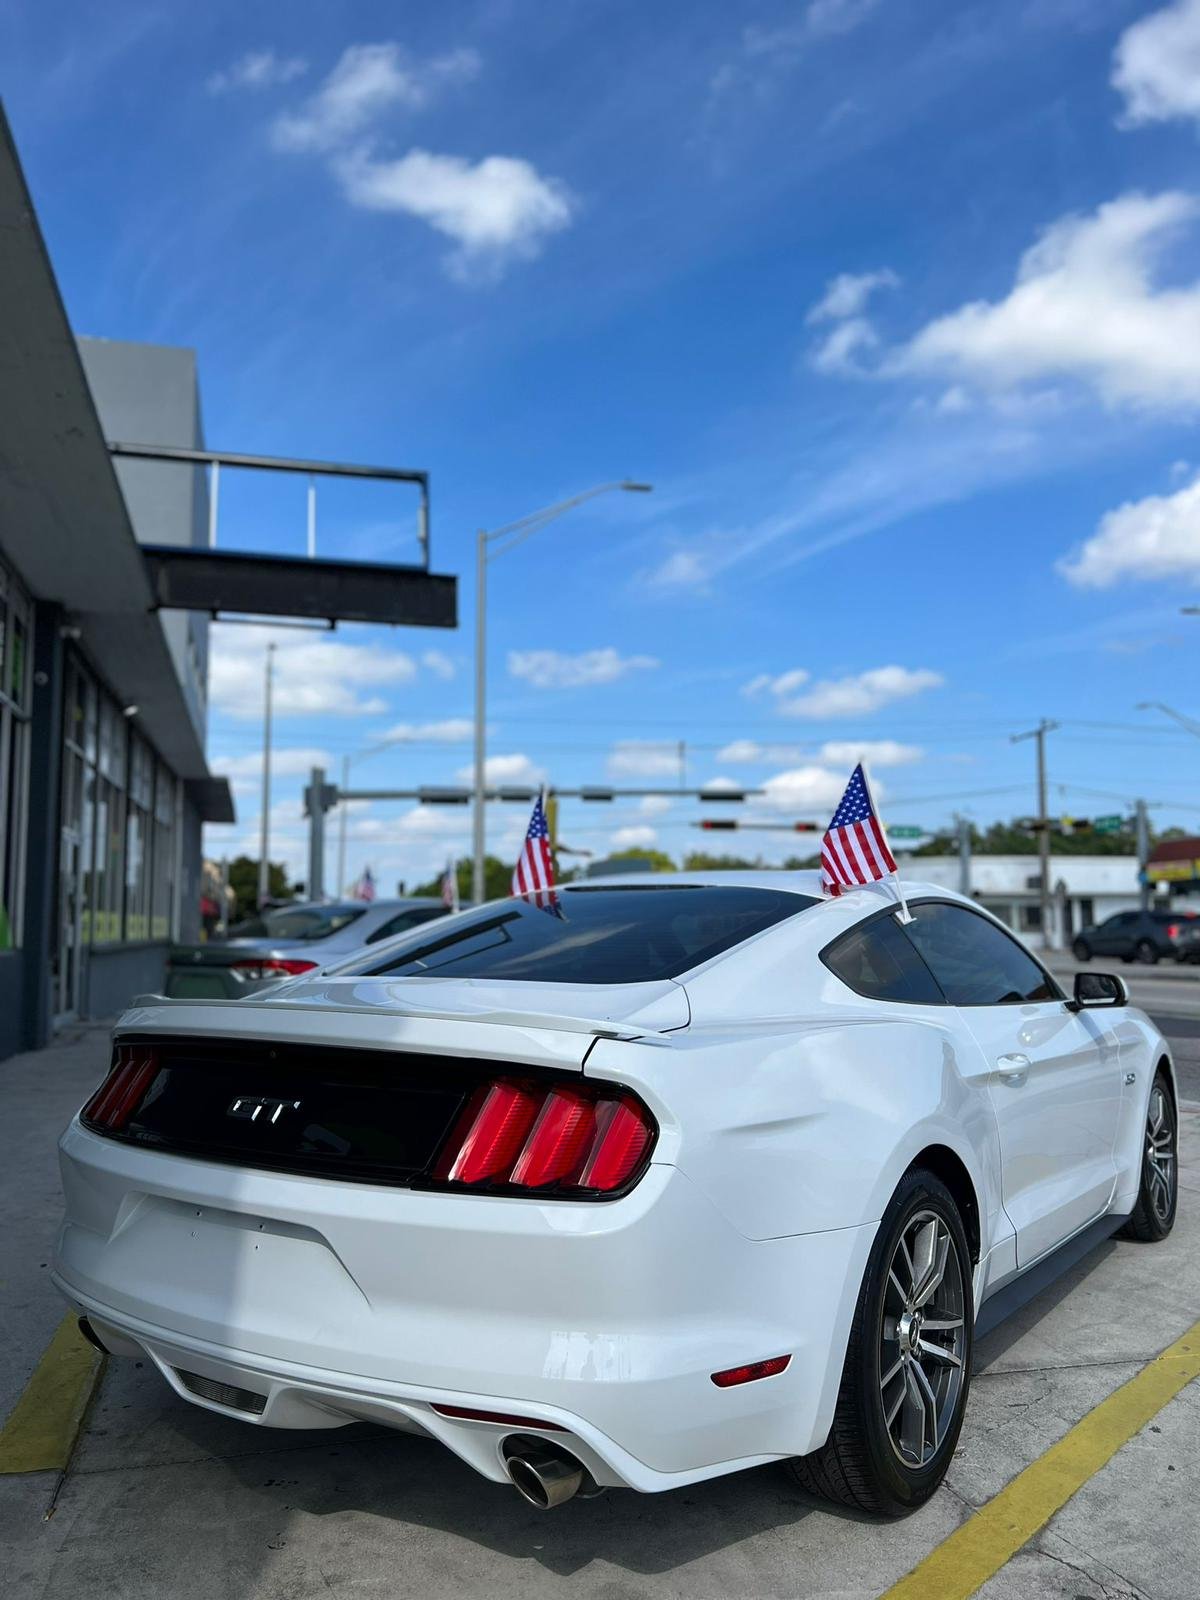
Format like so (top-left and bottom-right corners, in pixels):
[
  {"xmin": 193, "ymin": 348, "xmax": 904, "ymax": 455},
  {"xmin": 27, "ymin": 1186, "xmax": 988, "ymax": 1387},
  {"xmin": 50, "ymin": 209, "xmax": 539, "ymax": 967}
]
[{"xmin": 863, "ymin": 763, "xmax": 913, "ymax": 925}]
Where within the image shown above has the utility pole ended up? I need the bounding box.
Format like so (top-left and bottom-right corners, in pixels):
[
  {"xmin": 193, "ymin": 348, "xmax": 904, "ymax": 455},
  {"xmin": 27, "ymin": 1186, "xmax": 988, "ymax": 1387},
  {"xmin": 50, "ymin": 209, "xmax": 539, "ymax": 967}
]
[
  {"xmin": 954, "ymin": 813, "xmax": 971, "ymax": 898},
  {"xmin": 1011, "ymin": 720, "xmax": 1058, "ymax": 949},
  {"xmin": 1136, "ymin": 798, "xmax": 1151, "ymax": 912},
  {"xmin": 472, "ymin": 529, "xmax": 488, "ymax": 907},
  {"xmin": 258, "ymin": 642, "xmax": 276, "ymax": 909},
  {"xmin": 337, "ymin": 751, "xmax": 350, "ymax": 896}
]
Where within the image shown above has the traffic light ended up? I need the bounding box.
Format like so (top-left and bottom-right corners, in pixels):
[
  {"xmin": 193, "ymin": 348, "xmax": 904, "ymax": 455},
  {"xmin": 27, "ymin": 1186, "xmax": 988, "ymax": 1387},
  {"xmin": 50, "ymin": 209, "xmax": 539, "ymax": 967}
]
[{"xmin": 699, "ymin": 819, "xmax": 738, "ymax": 830}]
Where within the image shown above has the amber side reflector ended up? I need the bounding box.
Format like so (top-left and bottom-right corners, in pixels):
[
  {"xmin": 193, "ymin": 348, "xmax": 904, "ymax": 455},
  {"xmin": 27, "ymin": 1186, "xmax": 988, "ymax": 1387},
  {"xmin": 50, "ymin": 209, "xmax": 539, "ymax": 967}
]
[
  {"xmin": 711, "ymin": 1355, "xmax": 792, "ymax": 1388},
  {"xmin": 430, "ymin": 1403, "xmax": 566, "ymax": 1431}
]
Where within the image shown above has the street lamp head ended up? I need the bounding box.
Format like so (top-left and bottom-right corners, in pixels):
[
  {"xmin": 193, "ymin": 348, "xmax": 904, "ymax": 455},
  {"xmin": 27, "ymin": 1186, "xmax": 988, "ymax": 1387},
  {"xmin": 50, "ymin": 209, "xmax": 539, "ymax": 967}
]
[{"xmin": 620, "ymin": 481, "xmax": 654, "ymax": 493}]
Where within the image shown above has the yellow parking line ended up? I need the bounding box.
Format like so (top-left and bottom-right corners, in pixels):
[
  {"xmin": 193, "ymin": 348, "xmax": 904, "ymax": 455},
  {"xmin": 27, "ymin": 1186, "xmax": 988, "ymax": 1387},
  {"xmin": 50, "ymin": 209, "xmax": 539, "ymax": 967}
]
[
  {"xmin": 0, "ymin": 1314, "xmax": 103, "ymax": 1475},
  {"xmin": 881, "ymin": 1317, "xmax": 1200, "ymax": 1600}
]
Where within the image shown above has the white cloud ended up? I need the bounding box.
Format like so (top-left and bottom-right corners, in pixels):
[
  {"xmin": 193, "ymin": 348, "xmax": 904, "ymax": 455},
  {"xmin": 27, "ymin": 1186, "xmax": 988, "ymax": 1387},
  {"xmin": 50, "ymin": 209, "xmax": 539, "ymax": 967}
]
[
  {"xmin": 379, "ymin": 718, "xmax": 473, "ymax": 743},
  {"xmin": 1112, "ymin": 0, "xmax": 1200, "ymax": 128},
  {"xmin": 811, "ymin": 318, "xmax": 879, "ymax": 376},
  {"xmin": 639, "ymin": 795, "xmax": 673, "ymax": 816},
  {"xmin": 816, "ymin": 739, "xmax": 923, "ymax": 767},
  {"xmin": 744, "ymin": 668, "xmax": 810, "ymax": 698},
  {"xmin": 507, "ymin": 647, "xmax": 659, "ymax": 689},
  {"xmin": 718, "ymin": 737, "xmax": 921, "ymax": 767},
  {"xmin": 455, "ymin": 753, "xmax": 545, "ymax": 786},
  {"xmin": 780, "ymin": 666, "xmax": 944, "ymax": 718},
  {"xmin": 612, "ymin": 825, "xmax": 659, "ymax": 851},
  {"xmin": 1058, "ymin": 471, "xmax": 1200, "ymax": 587},
  {"xmin": 208, "ymin": 624, "xmax": 418, "ymax": 720},
  {"xmin": 607, "ymin": 742, "xmax": 682, "ymax": 779},
  {"xmin": 700, "ymin": 776, "xmax": 742, "ymax": 793},
  {"xmin": 271, "ymin": 42, "xmax": 479, "ymax": 151},
  {"xmin": 897, "ymin": 192, "xmax": 1200, "ymax": 410},
  {"xmin": 207, "ymin": 50, "xmax": 307, "ymax": 95},
  {"xmin": 807, "ymin": 268, "xmax": 899, "ymax": 323},
  {"xmin": 804, "ymin": 0, "xmax": 882, "ymax": 36},
  {"xmin": 640, "ymin": 543, "xmax": 723, "ymax": 593},
  {"xmin": 421, "ymin": 649, "xmax": 456, "ymax": 680},
  {"xmin": 334, "ymin": 146, "xmax": 574, "ymax": 282},
  {"xmin": 212, "ymin": 746, "xmax": 331, "ymax": 785},
  {"xmin": 758, "ymin": 765, "xmax": 864, "ymax": 813}
]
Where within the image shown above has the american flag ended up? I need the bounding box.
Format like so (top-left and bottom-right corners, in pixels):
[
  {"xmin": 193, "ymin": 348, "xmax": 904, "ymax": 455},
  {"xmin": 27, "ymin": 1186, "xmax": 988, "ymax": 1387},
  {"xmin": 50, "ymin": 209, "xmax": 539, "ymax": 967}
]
[
  {"xmin": 441, "ymin": 857, "xmax": 459, "ymax": 912},
  {"xmin": 511, "ymin": 791, "xmax": 558, "ymax": 910},
  {"xmin": 821, "ymin": 764, "xmax": 897, "ymax": 898},
  {"xmin": 353, "ymin": 865, "xmax": 376, "ymax": 903}
]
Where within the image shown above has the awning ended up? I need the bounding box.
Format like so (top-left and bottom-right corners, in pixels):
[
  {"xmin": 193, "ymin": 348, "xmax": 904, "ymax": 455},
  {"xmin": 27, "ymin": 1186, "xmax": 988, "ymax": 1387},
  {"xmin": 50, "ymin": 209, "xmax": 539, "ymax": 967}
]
[{"xmin": 1144, "ymin": 837, "xmax": 1200, "ymax": 884}]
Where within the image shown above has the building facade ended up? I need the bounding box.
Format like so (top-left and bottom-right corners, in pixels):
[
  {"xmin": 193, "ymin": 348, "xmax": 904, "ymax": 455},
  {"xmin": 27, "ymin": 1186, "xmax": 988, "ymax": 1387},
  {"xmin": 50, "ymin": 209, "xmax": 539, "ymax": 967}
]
[
  {"xmin": 0, "ymin": 111, "xmax": 231, "ymax": 1061},
  {"xmin": 900, "ymin": 854, "xmax": 1144, "ymax": 949}
]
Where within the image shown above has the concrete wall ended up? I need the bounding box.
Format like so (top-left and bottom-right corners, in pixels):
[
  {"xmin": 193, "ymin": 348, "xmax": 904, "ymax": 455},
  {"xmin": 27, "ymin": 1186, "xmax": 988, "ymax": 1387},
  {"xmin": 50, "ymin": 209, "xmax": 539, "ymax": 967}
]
[
  {"xmin": 76, "ymin": 338, "xmax": 210, "ymax": 742},
  {"xmin": 0, "ymin": 952, "xmax": 24, "ymax": 1059},
  {"xmin": 82, "ymin": 944, "xmax": 169, "ymax": 1019}
]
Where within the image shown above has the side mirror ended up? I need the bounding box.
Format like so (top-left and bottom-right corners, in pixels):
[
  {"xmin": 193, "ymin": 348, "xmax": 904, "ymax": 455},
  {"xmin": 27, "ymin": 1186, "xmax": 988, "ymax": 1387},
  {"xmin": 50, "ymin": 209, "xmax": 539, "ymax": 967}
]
[{"xmin": 1069, "ymin": 971, "xmax": 1128, "ymax": 1011}]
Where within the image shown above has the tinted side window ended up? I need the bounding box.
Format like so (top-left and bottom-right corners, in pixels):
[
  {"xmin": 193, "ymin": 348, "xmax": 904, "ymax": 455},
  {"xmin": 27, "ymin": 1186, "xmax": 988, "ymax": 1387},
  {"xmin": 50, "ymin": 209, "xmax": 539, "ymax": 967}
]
[
  {"xmin": 902, "ymin": 903, "xmax": 1059, "ymax": 1006},
  {"xmin": 822, "ymin": 916, "xmax": 945, "ymax": 1005},
  {"xmin": 364, "ymin": 907, "xmax": 447, "ymax": 945}
]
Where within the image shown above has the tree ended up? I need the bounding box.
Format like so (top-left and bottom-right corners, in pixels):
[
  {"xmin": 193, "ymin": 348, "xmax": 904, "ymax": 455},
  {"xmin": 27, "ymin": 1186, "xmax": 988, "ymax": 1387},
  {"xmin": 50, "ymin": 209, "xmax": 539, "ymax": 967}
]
[
  {"xmin": 227, "ymin": 856, "xmax": 293, "ymax": 920},
  {"xmin": 411, "ymin": 855, "xmax": 512, "ymax": 904},
  {"xmin": 682, "ymin": 851, "xmax": 763, "ymax": 871},
  {"xmin": 587, "ymin": 848, "xmax": 677, "ymax": 875}
]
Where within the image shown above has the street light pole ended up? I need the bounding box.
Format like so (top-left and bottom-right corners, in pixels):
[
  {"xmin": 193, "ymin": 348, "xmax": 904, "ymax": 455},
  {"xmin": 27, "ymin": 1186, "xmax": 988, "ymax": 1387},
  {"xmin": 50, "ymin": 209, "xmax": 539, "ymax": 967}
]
[
  {"xmin": 1011, "ymin": 719, "xmax": 1058, "ymax": 950},
  {"xmin": 258, "ymin": 642, "xmax": 276, "ymax": 909},
  {"xmin": 471, "ymin": 480, "xmax": 652, "ymax": 907}
]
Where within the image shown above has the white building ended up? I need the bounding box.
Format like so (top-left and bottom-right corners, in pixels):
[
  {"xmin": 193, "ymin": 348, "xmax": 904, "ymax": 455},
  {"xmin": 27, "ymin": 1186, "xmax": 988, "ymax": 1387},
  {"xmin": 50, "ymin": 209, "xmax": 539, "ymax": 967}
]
[{"xmin": 896, "ymin": 854, "xmax": 1146, "ymax": 950}]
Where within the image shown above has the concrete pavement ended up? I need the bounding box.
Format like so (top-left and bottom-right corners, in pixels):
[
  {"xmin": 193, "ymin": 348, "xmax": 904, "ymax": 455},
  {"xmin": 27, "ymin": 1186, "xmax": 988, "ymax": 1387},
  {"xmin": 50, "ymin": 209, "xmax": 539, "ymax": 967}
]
[{"xmin": 2, "ymin": 1025, "xmax": 1198, "ymax": 1600}]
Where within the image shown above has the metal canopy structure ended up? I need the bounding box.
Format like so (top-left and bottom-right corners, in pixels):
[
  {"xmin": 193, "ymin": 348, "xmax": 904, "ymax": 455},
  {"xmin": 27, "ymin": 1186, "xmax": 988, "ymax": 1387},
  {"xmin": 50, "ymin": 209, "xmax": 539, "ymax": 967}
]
[
  {"xmin": 141, "ymin": 545, "xmax": 457, "ymax": 629},
  {"xmin": 110, "ymin": 442, "xmax": 456, "ymax": 630}
]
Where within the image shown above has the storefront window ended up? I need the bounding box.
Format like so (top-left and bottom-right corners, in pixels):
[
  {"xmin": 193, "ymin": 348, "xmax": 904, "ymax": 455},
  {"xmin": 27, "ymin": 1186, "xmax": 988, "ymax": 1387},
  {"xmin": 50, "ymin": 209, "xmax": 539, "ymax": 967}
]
[
  {"xmin": 91, "ymin": 698, "xmax": 127, "ymax": 945},
  {"xmin": 151, "ymin": 765, "xmax": 177, "ymax": 941},
  {"xmin": 125, "ymin": 737, "xmax": 153, "ymax": 940},
  {"xmin": 0, "ymin": 559, "xmax": 32, "ymax": 950}
]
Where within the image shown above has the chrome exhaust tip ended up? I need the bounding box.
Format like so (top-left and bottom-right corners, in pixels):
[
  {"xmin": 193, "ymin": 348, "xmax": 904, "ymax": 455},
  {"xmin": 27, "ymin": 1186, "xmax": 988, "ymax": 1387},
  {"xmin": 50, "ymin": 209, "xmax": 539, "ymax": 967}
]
[
  {"xmin": 503, "ymin": 1439, "xmax": 588, "ymax": 1509},
  {"xmin": 77, "ymin": 1316, "xmax": 110, "ymax": 1355}
]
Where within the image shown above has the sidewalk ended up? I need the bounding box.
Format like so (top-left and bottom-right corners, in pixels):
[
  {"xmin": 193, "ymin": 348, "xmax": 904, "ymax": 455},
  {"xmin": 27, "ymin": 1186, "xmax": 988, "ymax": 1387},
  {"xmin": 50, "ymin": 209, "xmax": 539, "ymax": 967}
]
[{"xmin": 0, "ymin": 1026, "xmax": 110, "ymax": 1433}]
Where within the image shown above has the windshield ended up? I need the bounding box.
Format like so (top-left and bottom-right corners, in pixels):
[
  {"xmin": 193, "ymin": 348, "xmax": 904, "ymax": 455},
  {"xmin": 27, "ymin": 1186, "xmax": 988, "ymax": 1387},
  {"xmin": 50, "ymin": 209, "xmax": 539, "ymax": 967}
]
[
  {"xmin": 228, "ymin": 905, "xmax": 368, "ymax": 943},
  {"xmin": 338, "ymin": 884, "xmax": 816, "ymax": 985}
]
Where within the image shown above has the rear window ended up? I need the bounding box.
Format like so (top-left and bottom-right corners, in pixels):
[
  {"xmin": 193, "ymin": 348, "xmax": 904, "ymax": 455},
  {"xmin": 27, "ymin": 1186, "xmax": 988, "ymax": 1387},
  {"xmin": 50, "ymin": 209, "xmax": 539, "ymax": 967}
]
[
  {"xmin": 229, "ymin": 905, "xmax": 367, "ymax": 942},
  {"xmin": 343, "ymin": 885, "xmax": 816, "ymax": 985}
]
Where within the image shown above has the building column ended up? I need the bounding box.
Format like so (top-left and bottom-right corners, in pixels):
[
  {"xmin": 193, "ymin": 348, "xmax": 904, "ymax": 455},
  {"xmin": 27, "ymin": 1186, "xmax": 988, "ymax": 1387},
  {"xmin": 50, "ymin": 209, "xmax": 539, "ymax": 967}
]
[{"xmin": 20, "ymin": 601, "xmax": 65, "ymax": 1049}]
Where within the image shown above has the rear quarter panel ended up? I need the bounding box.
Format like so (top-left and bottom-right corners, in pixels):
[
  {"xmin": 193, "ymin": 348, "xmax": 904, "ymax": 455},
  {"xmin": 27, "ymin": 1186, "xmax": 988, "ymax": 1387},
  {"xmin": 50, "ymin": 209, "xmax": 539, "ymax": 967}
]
[{"xmin": 586, "ymin": 995, "xmax": 1001, "ymax": 1246}]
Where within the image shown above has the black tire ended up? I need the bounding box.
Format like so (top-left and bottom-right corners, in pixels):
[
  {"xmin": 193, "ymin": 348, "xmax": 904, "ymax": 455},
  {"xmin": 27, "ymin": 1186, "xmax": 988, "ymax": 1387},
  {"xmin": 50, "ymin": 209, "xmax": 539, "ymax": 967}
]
[
  {"xmin": 787, "ymin": 1169, "xmax": 974, "ymax": 1517},
  {"xmin": 1119, "ymin": 1070, "xmax": 1178, "ymax": 1243},
  {"xmin": 1134, "ymin": 940, "xmax": 1159, "ymax": 966},
  {"xmin": 1072, "ymin": 939, "xmax": 1091, "ymax": 962}
]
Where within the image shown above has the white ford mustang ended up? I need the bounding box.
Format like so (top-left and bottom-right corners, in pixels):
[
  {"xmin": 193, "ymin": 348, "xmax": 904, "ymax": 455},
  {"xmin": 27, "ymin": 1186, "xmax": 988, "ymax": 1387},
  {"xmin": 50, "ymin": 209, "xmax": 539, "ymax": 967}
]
[{"xmin": 53, "ymin": 872, "xmax": 1178, "ymax": 1515}]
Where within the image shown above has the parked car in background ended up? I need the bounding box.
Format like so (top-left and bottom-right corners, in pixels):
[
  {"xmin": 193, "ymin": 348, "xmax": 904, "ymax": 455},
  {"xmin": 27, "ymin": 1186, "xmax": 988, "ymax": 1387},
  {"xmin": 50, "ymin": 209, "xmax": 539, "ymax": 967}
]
[
  {"xmin": 162, "ymin": 898, "xmax": 450, "ymax": 999},
  {"xmin": 1071, "ymin": 908, "xmax": 1198, "ymax": 966}
]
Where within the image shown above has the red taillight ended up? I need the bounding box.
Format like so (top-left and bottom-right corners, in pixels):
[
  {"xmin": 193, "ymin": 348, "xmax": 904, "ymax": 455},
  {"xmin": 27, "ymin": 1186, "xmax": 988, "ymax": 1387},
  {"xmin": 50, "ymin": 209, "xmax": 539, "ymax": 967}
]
[
  {"xmin": 433, "ymin": 1082, "xmax": 541, "ymax": 1184},
  {"xmin": 1168, "ymin": 924, "xmax": 1180, "ymax": 939},
  {"xmin": 711, "ymin": 1355, "xmax": 791, "ymax": 1388},
  {"xmin": 431, "ymin": 1077, "xmax": 656, "ymax": 1197},
  {"xmin": 510, "ymin": 1088, "xmax": 595, "ymax": 1187},
  {"xmin": 81, "ymin": 1045, "xmax": 160, "ymax": 1133},
  {"xmin": 232, "ymin": 958, "xmax": 319, "ymax": 979}
]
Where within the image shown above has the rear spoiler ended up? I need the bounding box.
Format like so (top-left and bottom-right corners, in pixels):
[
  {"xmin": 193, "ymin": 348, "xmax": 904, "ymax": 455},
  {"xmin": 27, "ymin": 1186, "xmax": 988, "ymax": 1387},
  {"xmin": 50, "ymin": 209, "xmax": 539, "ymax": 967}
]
[{"xmin": 122, "ymin": 994, "xmax": 676, "ymax": 1044}]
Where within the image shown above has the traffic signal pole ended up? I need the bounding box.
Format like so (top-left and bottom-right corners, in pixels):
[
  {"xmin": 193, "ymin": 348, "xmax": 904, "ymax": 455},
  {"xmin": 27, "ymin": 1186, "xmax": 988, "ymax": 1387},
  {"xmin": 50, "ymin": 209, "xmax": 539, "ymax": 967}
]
[{"xmin": 1136, "ymin": 798, "xmax": 1150, "ymax": 911}]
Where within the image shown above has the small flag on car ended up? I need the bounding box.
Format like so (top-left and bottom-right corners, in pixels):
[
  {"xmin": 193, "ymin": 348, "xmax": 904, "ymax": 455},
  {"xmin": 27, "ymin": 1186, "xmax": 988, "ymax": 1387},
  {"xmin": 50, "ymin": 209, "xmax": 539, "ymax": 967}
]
[
  {"xmin": 353, "ymin": 865, "xmax": 376, "ymax": 903},
  {"xmin": 820, "ymin": 763, "xmax": 911, "ymax": 921},
  {"xmin": 512, "ymin": 790, "xmax": 559, "ymax": 913},
  {"xmin": 441, "ymin": 856, "xmax": 460, "ymax": 912}
]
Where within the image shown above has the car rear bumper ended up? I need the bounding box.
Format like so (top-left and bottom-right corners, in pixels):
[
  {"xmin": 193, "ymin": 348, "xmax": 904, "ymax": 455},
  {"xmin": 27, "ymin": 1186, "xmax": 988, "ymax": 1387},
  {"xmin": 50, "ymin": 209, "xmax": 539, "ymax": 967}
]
[{"xmin": 54, "ymin": 1120, "xmax": 875, "ymax": 1491}]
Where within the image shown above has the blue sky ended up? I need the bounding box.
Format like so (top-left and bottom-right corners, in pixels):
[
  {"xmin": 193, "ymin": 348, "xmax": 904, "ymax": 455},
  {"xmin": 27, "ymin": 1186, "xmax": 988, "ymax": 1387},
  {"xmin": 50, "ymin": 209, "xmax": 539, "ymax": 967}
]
[{"xmin": 7, "ymin": 0, "xmax": 1200, "ymax": 888}]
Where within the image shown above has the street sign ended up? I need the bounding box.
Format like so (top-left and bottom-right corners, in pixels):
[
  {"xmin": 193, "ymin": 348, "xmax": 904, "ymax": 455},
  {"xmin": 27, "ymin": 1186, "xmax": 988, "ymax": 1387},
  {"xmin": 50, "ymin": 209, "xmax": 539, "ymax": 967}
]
[
  {"xmin": 889, "ymin": 825, "xmax": 927, "ymax": 840},
  {"xmin": 1093, "ymin": 814, "xmax": 1125, "ymax": 835}
]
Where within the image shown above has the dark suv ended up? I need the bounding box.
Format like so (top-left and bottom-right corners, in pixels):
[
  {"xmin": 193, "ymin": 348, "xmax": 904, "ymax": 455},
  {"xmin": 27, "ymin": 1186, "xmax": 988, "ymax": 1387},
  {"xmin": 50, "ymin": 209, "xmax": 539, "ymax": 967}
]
[{"xmin": 1072, "ymin": 908, "xmax": 1198, "ymax": 965}]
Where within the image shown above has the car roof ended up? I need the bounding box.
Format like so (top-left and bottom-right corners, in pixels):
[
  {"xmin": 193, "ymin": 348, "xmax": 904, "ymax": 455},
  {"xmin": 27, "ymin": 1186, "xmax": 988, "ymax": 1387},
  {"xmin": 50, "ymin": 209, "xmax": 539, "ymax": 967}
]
[
  {"xmin": 281, "ymin": 898, "xmax": 440, "ymax": 914},
  {"xmin": 558, "ymin": 870, "xmax": 971, "ymax": 907}
]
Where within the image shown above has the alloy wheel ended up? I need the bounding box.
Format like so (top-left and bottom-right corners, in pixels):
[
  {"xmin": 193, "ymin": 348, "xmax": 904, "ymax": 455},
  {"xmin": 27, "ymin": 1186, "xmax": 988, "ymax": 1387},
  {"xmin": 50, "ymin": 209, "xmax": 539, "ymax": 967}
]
[
  {"xmin": 879, "ymin": 1211, "xmax": 967, "ymax": 1469},
  {"xmin": 1145, "ymin": 1084, "xmax": 1176, "ymax": 1223}
]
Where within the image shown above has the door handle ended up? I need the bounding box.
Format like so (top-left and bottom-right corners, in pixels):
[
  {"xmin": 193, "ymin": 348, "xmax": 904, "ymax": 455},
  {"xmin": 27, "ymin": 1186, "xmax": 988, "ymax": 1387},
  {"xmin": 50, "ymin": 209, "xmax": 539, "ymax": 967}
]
[{"xmin": 996, "ymin": 1053, "xmax": 1030, "ymax": 1087}]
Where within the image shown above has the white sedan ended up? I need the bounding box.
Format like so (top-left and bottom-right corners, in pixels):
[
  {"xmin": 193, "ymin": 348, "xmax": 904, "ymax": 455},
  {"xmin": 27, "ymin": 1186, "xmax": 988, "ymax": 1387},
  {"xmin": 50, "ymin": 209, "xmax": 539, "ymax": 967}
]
[{"xmin": 53, "ymin": 873, "xmax": 1178, "ymax": 1515}]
